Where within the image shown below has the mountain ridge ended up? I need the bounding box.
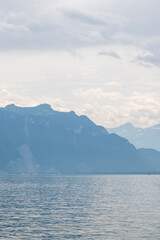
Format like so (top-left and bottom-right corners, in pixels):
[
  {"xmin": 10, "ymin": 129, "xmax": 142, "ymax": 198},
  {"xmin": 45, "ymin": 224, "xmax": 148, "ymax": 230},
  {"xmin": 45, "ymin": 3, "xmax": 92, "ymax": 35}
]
[
  {"xmin": 0, "ymin": 104, "xmax": 159, "ymax": 174},
  {"xmin": 107, "ymin": 122, "xmax": 160, "ymax": 151}
]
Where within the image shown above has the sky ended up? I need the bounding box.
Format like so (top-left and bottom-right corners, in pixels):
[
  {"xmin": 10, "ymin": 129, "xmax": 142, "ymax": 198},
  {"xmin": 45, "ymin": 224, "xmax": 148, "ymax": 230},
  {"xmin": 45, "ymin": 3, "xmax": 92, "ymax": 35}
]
[{"xmin": 0, "ymin": 0, "xmax": 160, "ymax": 128}]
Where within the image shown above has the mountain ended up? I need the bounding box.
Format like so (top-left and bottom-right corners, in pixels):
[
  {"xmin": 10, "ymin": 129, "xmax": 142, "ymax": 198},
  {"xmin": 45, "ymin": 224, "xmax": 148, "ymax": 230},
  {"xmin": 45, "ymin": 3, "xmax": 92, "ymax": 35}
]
[
  {"xmin": 107, "ymin": 123, "xmax": 160, "ymax": 151},
  {"xmin": 0, "ymin": 104, "xmax": 159, "ymax": 174},
  {"xmin": 137, "ymin": 148, "xmax": 160, "ymax": 172}
]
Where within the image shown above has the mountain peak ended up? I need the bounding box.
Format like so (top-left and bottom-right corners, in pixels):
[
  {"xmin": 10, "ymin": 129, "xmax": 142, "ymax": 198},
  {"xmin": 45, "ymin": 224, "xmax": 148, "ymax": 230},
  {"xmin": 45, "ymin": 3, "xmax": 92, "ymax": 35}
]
[
  {"xmin": 5, "ymin": 104, "xmax": 17, "ymax": 111},
  {"xmin": 35, "ymin": 104, "xmax": 52, "ymax": 110},
  {"xmin": 152, "ymin": 124, "xmax": 160, "ymax": 129},
  {"xmin": 108, "ymin": 121, "xmax": 160, "ymax": 151},
  {"xmin": 4, "ymin": 103, "xmax": 54, "ymax": 116},
  {"xmin": 0, "ymin": 104, "xmax": 159, "ymax": 173},
  {"xmin": 122, "ymin": 122, "xmax": 135, "ymax": 128}
]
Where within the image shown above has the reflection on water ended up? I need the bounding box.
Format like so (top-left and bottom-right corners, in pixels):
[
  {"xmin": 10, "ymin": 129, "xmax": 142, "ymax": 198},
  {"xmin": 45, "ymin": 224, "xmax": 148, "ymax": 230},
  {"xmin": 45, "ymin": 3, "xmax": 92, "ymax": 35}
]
[{"xmin": 0, "ymin": 174, "xmax": 160, "ymax": 239}]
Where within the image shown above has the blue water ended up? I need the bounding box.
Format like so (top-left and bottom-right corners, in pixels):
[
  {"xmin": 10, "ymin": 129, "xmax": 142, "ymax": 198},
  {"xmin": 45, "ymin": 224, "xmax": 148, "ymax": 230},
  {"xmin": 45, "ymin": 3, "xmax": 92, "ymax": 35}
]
[{"xmin": 0, "ymin": 174, "xmax": 160, "ymax": 239}]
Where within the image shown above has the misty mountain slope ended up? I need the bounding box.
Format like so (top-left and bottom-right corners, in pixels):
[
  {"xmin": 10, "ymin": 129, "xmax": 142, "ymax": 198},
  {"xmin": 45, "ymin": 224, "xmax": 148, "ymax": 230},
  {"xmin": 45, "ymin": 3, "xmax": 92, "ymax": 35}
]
[
  {"xmin": 107, "ymin": 123, "xmax": 160, "ymax": 151},
  {"xmin": 0, "ymin": 104, "xmax": 158, "ymax": 174},
  {"xmin": 138, "ymin": 148, "xmax": 160, "ymax": 171}
]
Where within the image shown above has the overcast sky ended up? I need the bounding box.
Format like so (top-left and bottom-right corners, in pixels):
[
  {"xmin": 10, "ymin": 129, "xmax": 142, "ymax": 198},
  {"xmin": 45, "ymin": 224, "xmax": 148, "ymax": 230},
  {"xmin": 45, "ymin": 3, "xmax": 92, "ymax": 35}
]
[{"xmin": 0, "ymin": 0, "xmax": 160, "ymax": 127}]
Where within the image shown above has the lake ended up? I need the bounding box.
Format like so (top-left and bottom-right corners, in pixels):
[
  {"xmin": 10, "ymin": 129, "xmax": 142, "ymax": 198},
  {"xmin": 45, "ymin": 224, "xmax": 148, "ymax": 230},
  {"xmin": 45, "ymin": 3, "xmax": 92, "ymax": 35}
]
[{"xmin": 0, "ymin": 174, "xmax": 160, "ymax": 239}]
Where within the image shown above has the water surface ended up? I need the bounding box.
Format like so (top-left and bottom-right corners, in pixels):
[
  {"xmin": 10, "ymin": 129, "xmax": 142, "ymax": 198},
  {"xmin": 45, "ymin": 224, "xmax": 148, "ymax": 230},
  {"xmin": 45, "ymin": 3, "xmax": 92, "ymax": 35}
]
[{"xmin": 0, "ymin": 174, "xmax": 160, "ymax": 239}]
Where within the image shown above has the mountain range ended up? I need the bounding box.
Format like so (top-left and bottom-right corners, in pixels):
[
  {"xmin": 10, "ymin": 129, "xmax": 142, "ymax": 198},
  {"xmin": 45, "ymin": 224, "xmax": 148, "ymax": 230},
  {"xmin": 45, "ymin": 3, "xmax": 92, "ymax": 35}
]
[
  {"xmin": 0, "ymin": 104, "xmax": 160, "ymax": 174},
  {"xmin": 107, "ymin": 122, "xmax": 160, "ymax": 151}
]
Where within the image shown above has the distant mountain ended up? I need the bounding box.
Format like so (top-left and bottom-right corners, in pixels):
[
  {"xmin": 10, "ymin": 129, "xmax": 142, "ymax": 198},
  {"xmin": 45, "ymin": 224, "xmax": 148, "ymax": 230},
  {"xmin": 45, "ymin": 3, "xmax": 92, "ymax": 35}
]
[
  {"xmin": 107, "ymin": 123, "xmax": 160, "ymax": 151},
  {"xmin": 0, "ymin": 104, "xmax": 159, "ymax": 174},
  {"xmin": 137, "ymin": 148, "xmax": 160, "ymax": 172}
]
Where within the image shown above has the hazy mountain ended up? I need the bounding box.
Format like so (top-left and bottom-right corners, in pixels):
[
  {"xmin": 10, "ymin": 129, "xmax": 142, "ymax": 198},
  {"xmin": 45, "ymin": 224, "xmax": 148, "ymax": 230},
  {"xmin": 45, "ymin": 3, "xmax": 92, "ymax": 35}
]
[
  {"xmin": 107, "ymin": 123, "xmax": 160, "ymax": 151},
  {"xmin": 0, "ymin": 104, "xmax": 159, "ymax": 174},
  {"xmin": 137, "ymin": 148, "xmax": 160, "ymax": 171}
]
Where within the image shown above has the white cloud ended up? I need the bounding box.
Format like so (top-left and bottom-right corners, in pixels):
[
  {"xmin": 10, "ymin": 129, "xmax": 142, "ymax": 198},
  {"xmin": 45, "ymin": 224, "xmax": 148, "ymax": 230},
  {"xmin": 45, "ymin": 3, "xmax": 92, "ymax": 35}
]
[
  {"xmin": 73, "ymin": 89, "xmax": 160, "ymax": 128},
  {"xmin": 136, "ymin": 52, "xmax": 160, "ymax": 67},
  {"xmin": 0, "ymin": 0, "xmax": 158, "ymax": 51},
  {"xmin": 74, "ymin": 88, "xmax": 122, "ymax": 100},
  {"xmin": 1, "ymin": 85, "xmax": 160, "ymax": 128},
  {"xmin": 0, "ymin": 0, "xmax": 160, "ymax": 128},
  {"xmin": 98, "ymin": 51, "xmax": 120, "ymax": 59}
]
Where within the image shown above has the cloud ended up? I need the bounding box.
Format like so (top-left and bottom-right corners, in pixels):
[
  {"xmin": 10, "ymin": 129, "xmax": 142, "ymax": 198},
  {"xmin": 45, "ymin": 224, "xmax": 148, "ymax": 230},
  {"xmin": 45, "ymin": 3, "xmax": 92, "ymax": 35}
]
[
  {"xmin": 0, "ymin": 22, "xmax": 29, "ymax": 33},
  {"xmin": 0, "ymin": 0, "xmax": 160, "ymax": 129},
  {"xmin": 98, "ymin": 51, "xmax": 120, "ymax": 59},
  {"xmin": 1, "ymin": 86, "xmax": 160, "ymax": 128},
  {"xmin": 42, "ymin": 97, "xmax": 70, "ymax": 112},
  {"xmin": 73, "ymin": 89, "xmax": 160, "ymax": 127},
  {"xmin": 136, "ymin": 53, "xmax": 160, "ymax": 67},
  {"xmin": 62, "ymin": 9, "xmax": 105, "ymax": 25},
  {"xmin": 0, "ymin": 87, "xmax": 70, "ymax": 112},
  {"xmin": 0, "ymin": 0, "xmax": 160, "ymax": 52},
  {"xmin": 0, "ymin": 1, "xmax": 127, "ymax": 50},
  {"xmin": 74, "ymin": 88, "xmax": 122, "ymax": 100},
  {"xmin": 104, "ymin": 82, "xmax": 123, "ymax": 87},
  {"xmin": 0, "ymin": 87, "xmax": 39, "ymax": 107},
  {"xmin": 0, "ymin": 0, "xmax": 159, "ymax": 53}
]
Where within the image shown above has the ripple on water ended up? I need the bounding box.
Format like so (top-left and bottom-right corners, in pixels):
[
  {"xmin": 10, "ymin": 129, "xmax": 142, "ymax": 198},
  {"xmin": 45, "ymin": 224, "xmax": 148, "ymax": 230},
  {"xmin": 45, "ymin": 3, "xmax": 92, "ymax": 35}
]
[{"xmin": 0, "ymin": 174, "xmax": 160, "ymax": 239}]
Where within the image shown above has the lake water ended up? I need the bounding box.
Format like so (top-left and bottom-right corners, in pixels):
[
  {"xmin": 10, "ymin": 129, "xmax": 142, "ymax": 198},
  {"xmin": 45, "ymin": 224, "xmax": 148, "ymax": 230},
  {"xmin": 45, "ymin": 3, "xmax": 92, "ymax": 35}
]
[{"xmin": 0, "ymin": 174, "xmax": 160, "ymax": 239}]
